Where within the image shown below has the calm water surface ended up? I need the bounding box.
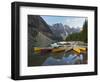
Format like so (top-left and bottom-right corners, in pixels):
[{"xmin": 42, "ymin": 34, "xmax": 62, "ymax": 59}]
[{"xmin": 29, "ymin": 50, "xmax": 87, "ymax": 66}]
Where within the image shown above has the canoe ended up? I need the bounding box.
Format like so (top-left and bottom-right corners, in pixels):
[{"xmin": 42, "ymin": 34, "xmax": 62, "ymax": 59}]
[
  {"xmin": 34, "ymin": 47, "xmax": 52, "ymax": 54},
  {"xmin": 34, "ymin": 47, "xmax": 87, "ymax": 54},
  {"xmin": 73, "ymin": 48, "xmax": 81, "ymax": 54},
  {"xmin": 79, "ymin": 48, "xmax": 86, "ymax": 52},
  {"xmin": 34, "ymin": 47, "xmax": 42, "ymax": 53},
  {"xmin": 52, "ymin": 48, "xmax": 65, "ymax": 53},
  {"xmin": 73, "ymin": 48, "xmax": 86, "ymax": 54}
]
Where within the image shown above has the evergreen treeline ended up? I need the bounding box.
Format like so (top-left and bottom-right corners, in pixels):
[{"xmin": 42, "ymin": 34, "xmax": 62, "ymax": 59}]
[{"xmin": 66, "ymin": 20, "xmax": 88, "ymax": 43}]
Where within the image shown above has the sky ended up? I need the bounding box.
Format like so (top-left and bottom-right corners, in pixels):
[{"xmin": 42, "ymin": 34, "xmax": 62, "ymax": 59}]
[{"xmin": 41, "ymin": 15, "xmax": 87, "ymax": 28}]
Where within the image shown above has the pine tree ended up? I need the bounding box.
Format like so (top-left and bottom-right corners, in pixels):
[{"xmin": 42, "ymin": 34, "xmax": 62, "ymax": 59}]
[
  {"xmin": 81, "ymin": 20, "xmax": 88, "ymax": 43},
  {"xmin": 65, "ymin": 19, "xmax": 88, "ymax": 43}
]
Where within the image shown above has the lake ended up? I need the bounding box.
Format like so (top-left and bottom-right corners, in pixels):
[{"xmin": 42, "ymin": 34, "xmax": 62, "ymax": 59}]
[{"xmin": 28, "ymin": 49, "xmax": 87, "ymax": 66}]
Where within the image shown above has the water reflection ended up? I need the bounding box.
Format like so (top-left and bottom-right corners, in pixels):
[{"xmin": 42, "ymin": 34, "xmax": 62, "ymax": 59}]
[
  {"xmin": 29, "ymin": 48, "xmax": 87, "ymax": 66},
  {"xmin": 42, "ymin": 53, "xmax": 84, "ymax": 65}
]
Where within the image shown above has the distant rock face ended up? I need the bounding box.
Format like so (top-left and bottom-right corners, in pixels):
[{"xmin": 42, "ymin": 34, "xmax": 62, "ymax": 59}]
[
  {"xmin": 49, "ymin": 23, "xmax": 80, "ymax": 41},
  {"xmin": 52, "ymin": 23, "xmax": 67, "ymax": 39},
  {"xmin": 52, "ymin": 23, "xmax": 66, "ymax": 35},
  {"xmin": 64, "ymin": 25, "xmax": 72, "ymax": 34},
  {"xmin": 64, "ymin": 25, "xmax": 80, "ymax": 34}
]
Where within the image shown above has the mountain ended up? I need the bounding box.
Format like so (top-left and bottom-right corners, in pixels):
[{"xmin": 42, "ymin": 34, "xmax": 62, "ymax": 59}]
[
  {"xmin": 64, "ymin": 25, "xmax": 72, "ymax": 34},
  {"xmin": 49, "ymin": 23, "xmax": 68, "ymax": 41},
  {"xmin": 28, "ymin": 15, "xmax": 54, "ymax": 39},
  {"xmin": 49, "ymin": 23, "xmax": 81, "ymax": 41},
  {"xmin": 52, "ymin": 23, "xmax": 67, "ymax": 36},
  {"xmin": 64, "ymin": 25, "xmax": 80, "ymax": 34},
  {"xmin": 28, "ymin": 15, "xmax": 55, "ymax": 57}
]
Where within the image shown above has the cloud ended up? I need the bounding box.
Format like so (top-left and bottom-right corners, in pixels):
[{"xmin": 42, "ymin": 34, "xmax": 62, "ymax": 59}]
[
  {"xmin": 64, "ymin": 17, "xmax": 86, "ymax": 28},
  {"xmin": 41, "ymin": 15, "xmax": 87, "ymax": 28}
]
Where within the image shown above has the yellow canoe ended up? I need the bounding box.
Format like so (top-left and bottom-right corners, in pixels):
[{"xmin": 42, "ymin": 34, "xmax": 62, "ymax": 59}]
[
  {"xmin": 33, "ymin": 47, "xmax": 87, "ymax": 54},
  {"xmin": 52, "ymin": 48, "xmax": 65, "ymax": 53},
  {"xmin": 34, "ymin": 47, "xmax": 41, "ymax": 53},
  {"xmin": 34, "ymin": 47, "xmax": 66, "ymax": 53},
  {"xmin": 73, "ymin": 48, "xmax": 81, "ymax": 54},
  {"xmin": 79, "ymin": 48, "xmax": 86, "ymax": 51},
  {"xmin": 34, "ymin": 47, "xmax": 52, "ymax": 53},
  {"xmin": 73, "ymin": 48, "xmax": 86, "ymax": 54}
]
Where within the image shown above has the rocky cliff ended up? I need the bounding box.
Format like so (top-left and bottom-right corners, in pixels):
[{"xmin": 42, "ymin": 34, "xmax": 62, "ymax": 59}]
[{"xmin": 28, "ymin": 15, "xmax": 54, "ymax": 58}]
